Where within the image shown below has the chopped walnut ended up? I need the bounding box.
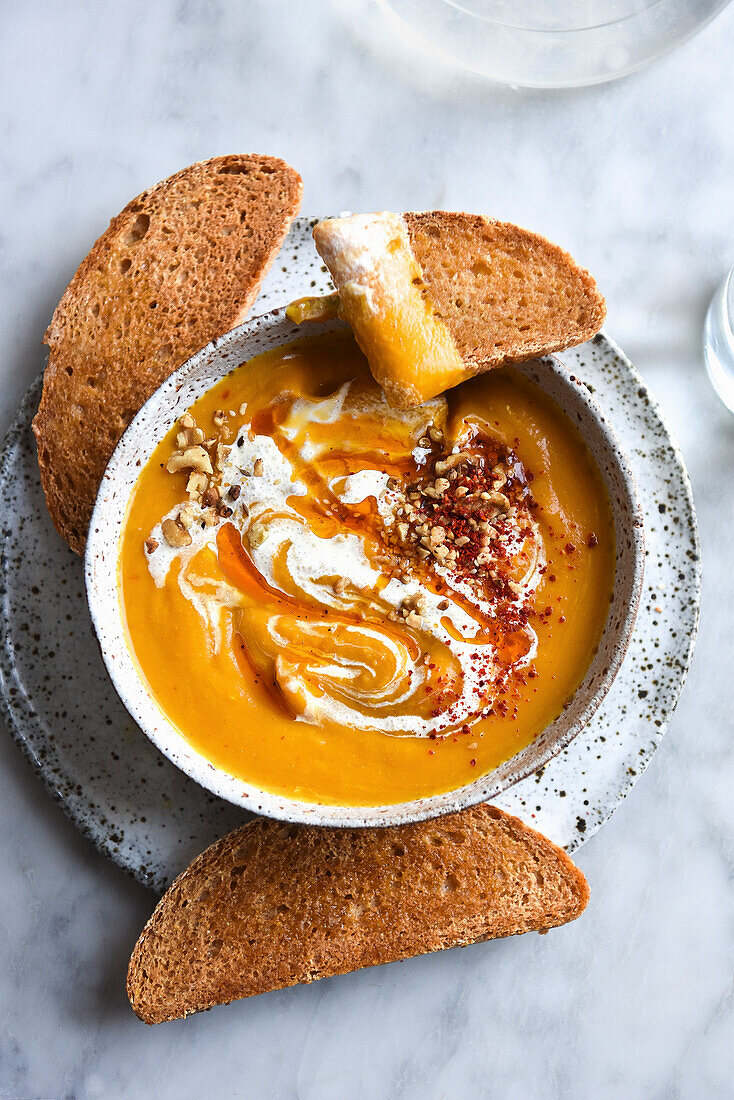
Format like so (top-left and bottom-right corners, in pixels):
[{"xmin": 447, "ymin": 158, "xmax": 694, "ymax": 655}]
[
  {"xmin": 166, "ymin": 445, "xmax": 213, "ymax": 476},
  {"xmin": 491, "ymin": 464, "xmax": 507, "ymax": 489},
  {"xmin": 187, "ymin": 471, "xmax": 208, "ymax": 499},
  {"xmin": 144, "ymin": 536, "xmax": 159, "ymax": 554},
  {"xmin": 161, "ymin": 517, "xmax": 192, "ymax": 548},
  {"xmin": 489, "ymin": 491, "xmax": 510, "ymax": 512},
  {"xmin": 434, "ymin": 452, "xmax": 470, "ymax": 476},
  {"xmin": 215, "ymin": 443, "xmax": 230, "ymax": 471},
  {"xmin": 178, "ymin": 504, "xmax": 195, "ymax": 529},
  {"xmin": 175, "ymin": 413, "xmax": 205, "ymax": 450}
]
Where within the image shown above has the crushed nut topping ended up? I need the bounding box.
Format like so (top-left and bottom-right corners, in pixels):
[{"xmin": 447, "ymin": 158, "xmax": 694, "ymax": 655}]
[
  {"xmin": 178, "ymin": 503, "xmax": 195, "ymax": 529},
  {"xmin": 161, "ymin": 517, "xmax": 192, "ymax": 548},
  {"xmin": 380, "ymin": 433, "xmax": 537, "ymax": 601},
  {"xmin": 166, "ymin": 445, "xmax": 213, "ymax": 476},
  {"xmin": 215, "ymin": 443, "xmax": 230, "ymax": 471},
  {"xmin": 434, "ymin": 452, "xmax": 470, "ymax": 476},
  {"xmin": 186, "ymin": 470, "xmax": 208, "ymax": 500}
]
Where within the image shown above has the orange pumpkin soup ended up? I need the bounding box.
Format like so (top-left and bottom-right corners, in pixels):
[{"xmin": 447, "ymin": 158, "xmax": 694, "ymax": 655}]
[{"xmin": 120, "ymin": 330, "xmax": 614, "ymax": 805}]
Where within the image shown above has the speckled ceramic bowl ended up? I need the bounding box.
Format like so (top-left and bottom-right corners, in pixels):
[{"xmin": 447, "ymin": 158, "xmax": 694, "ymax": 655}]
[{"xmin": 85, "ymin": 309, "xmax": 644, "ymax": 828}]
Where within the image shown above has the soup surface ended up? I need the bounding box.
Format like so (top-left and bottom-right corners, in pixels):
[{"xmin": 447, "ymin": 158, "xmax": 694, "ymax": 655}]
[{"xmin": 120, "ymin": 330, "xmax": 614, "ymax": 805}]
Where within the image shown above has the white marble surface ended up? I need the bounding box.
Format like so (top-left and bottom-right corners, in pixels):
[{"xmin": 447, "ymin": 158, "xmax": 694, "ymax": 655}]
[{"xmin": 1, "ymin": 1, "xmax": 733, "ymax": 1096}]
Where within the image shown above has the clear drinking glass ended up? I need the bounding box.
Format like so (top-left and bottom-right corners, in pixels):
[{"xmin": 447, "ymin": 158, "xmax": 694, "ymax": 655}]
[
  {"xmin": 704, "ymin": 266, "xmax": 734, "ymax": 414},
  {"xmin": 376, "ymin": 0, "xmax": 731, "ymax": 87}
]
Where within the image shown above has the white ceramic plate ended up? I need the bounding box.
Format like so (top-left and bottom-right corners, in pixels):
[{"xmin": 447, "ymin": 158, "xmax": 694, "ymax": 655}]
[{"xmin": 0, "ymin": 217, "xmax": 700, "ymax": 890}]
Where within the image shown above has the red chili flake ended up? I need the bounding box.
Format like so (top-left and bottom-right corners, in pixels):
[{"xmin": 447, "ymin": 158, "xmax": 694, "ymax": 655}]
[
  {"xmin": 565, "ymin": 543, "xmax": 576, "ymax": 554},
  {"xmin": 469, "ymin": 758, "xmax": 477, "ymax": 767},
  {"xmin": 587, "ymin": 532, "xmax": 598, "ymax": 548},
  {"xmin": 548, "ymin": 574, "xmax": 556, "ymax": 582},
  {"xmin": 558, "ymin": 615, "xmax": 566, "ymax": 623}
]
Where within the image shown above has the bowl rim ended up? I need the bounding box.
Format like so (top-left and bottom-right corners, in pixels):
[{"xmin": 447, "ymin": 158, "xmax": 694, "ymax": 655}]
[{"xmin": 85, "ymin": 309, "xmax": 645, "ymax": 828}]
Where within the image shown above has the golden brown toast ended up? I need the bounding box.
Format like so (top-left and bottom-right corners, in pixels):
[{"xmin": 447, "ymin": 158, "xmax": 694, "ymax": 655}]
[
  {"xmin": 33, "ymin": 154, "xmax": 302, "ymax": 554},
  {"xmin": 127, "ymin": 805, "xmax": 589, "ymax": 1024}
]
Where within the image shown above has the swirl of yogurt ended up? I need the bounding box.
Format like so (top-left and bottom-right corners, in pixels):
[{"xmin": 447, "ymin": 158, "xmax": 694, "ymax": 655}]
[{"xmin": 145, "ymin": 382, "xmax": 543, "ymax": 738}]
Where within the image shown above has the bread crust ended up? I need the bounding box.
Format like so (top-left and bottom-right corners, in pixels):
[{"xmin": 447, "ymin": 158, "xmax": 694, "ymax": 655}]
[
  {"xmin": 33, "ymin": 155, "xmax": 302, "ymax": 554},
  {"xmin": 127, "ymin": 805, "xmax": 589, "ymax": 1024}
]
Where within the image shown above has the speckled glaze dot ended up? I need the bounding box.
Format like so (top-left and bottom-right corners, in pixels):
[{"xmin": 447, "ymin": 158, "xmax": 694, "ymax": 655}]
[{"xmin": 0, "ymin": 218, "xmax": 700, "ymax": 891}]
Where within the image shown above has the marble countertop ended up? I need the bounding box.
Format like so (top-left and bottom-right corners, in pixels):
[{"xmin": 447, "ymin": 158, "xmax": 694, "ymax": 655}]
[{"xmin": 1, "ymin": 1, "xmax": 733, "ymax": 1096}]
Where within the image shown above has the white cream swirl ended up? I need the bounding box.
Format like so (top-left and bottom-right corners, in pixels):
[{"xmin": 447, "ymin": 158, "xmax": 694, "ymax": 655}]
[{"xmin": 145, "ymin": 382, "xmax": 544, "ymax": 738}]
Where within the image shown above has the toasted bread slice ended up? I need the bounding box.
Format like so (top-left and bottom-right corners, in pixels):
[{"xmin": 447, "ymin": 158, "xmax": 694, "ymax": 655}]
[
  {"xmin": 312, "ymin": 211, "xmax": 605, "ymax": 407},
  {"xmin": 128, "ymin": 805, "xmax": 589, "ymax": 1024},
  {"xmin": 33, "ymin": 154, "xmax": 302, "ymax": 554}
]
